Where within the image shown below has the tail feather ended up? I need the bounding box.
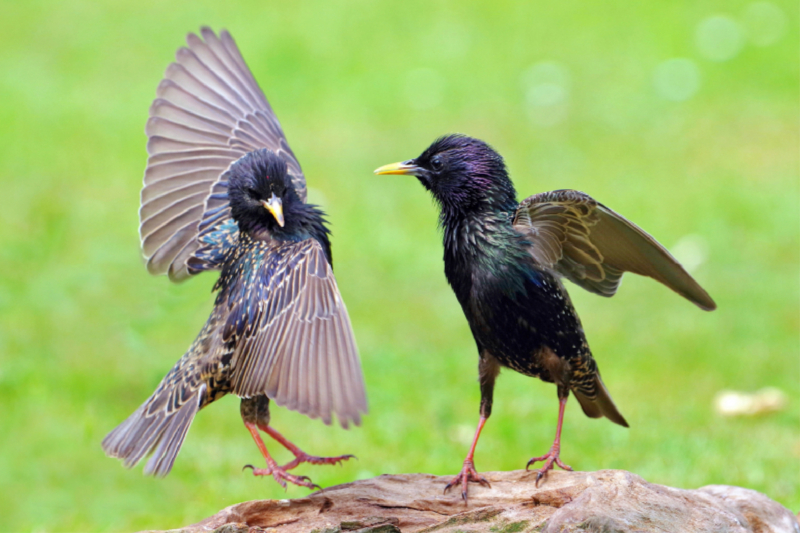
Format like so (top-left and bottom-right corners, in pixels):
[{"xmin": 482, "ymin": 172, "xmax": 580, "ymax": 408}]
[
  {"xmin": 144, "ymin": 396, "xmax": 201, "ymax": 476},
  {"xmin": 102, "ymin": 379, "xmax": 205, "ymax": 477},
  {"xmin": 573, "ymin": 373, "xmax": 629, "ymax": 428}
]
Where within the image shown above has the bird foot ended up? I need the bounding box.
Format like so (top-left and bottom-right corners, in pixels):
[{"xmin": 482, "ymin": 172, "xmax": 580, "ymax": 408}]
[
  {"xmin": 526, "ymin": 445, "xmax": 572, "ymax": 486},
  {"xmin": 243, "ymin": 463, "xmax": 321, "ymax": 491},
  {"xmin": 281, "ymin": 453, "xmax": 356, "ymax": 471},
  {"xmin": 443, "ymin": 459, "xmax": 491, "ymax": 503}
]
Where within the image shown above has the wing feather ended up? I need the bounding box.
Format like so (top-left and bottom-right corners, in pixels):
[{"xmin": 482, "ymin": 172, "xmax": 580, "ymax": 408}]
[
  {"xmin": 140, "ymin": 192, "xmax": 209, "ymax": 237},
  {"xmin": 142, "ymin": 205, "xmax": 205, "ymax": 257},
  {"xmin": 146, "ymin": 221, "xmax": 201, "ymax": 278},
  {"xmin": 149, "ymin": 99, "xmax": 233, "ymax": 135},
  {"xmin": 144, "ymin": 159, "xmax": 230, "ymax": 185},
  {"xmin": 145, "ymin": 117, "xmax": 232, "ymax": 145},
  {"xmin": 141, "ymin": 181, "xmax": 215, "ymax": 215},
  {"xmin": 155, "ymin": 80, "xmax": 239, "ymax": 124},
  {"xmin": 140, "ymin": 28, "xmax": 307, "ymax": 281},
  {"xmin": 513, "ymin": 189, "xmax": 716, "ymax": 310},
  {"xmin": 147, "ymin": 148, "xmax": 244, "ymax": 165},
  {"xmin": 224, "ymin": 239, "xmax": 366, "ymax": 427}
]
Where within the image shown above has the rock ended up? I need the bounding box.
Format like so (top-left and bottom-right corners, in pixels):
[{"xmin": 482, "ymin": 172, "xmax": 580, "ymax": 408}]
[{"xmin": 143, "ymin": 470, "xmax": 799, "ymax": 533}]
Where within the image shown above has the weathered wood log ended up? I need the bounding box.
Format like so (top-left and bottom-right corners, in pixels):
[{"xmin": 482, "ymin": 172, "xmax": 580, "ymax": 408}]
[{"xmin": 146, "ymin": 470, "xmax": 798, "ymax": 533}]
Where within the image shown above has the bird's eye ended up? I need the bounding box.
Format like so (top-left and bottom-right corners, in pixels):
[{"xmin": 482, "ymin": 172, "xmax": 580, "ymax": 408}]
[
  {"xmin": 247, "ymin": 188, "xmax": 260, "ymax": 198},
  {"xmin": 431, "ymin": 157, "xmax": 443, "ymax": 171}
]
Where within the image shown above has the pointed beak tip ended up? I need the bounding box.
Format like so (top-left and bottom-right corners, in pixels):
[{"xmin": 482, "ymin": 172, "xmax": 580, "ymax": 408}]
[
  {"xmin": 373, "ymin": 161, "xmax": 418, "ymax": 176},
  {"xmin": 262, "ymin": 196, "xmax": 285, "ymax": 227}
]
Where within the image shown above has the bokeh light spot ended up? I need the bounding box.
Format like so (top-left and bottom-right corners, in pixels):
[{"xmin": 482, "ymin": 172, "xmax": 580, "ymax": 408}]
[
  {"xmin": 671, "ymin": 234, "xmax": 709, "ymax": 274},
  {"xmin": 695, "ymin": 15, "xmax": 745, "ymax": 62},
  {"xmin": 743, "ymin": 2, "xmax": 787, "ymax": 47},
  {"xmin": 429, "ymin": 21, "xmax": 470, "ymax": 60},
  {"xmin": 521, "ymin": 61, "xmax": 571, "ymax": 127},
  {"xmin": 653, "ymin": 58, "xmax": 701, "ymax": 102}
]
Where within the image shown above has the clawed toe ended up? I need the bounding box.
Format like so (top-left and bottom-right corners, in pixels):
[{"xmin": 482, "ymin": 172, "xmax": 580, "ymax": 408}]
[
  {"xmin": 526, "ymin": 447, "xmax": 572, "ymax": 486},
  {"xmin": 244, "ymin": 422, "xmax": 347, "ymax": 491},
  {"xmin": 243, "ymin": 462, "xmax": 321, "ymax": 490},
  {"xmin": 281, "ymin": 452, "xmax": 356, "ymax": 472},
  {"xmin": 554, "ymin": 456, "xmax": 572, "ymax": 471},
  {"xmin": 302, "ymin": 453, "xmax": 356, "ymax": 466},
  {"xmin": 444, "ymin": 460, "xmax": 490, "ymax": 503},
  {"xmin": 290, "ymin": 474, "xmax": 321, "ymax": 491}
]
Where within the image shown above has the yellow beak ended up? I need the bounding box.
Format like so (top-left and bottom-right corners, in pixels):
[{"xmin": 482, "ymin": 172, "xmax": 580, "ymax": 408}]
[
  {"xmin": 373, "ymin": 161, "xmax": 420, "ymax": 176},
  {"xmin": 261, "ymin": 193, "xmax": 284, "ymax": 227}
]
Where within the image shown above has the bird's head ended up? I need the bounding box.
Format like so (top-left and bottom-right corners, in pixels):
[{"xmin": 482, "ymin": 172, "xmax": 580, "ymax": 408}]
[
  {"xmin": 228, "ymin": 149, "xmax": 301, "ymax": 235},
  {"xmin": 374, "ymin": 134, "xmax": 517, "ymax": 213}
]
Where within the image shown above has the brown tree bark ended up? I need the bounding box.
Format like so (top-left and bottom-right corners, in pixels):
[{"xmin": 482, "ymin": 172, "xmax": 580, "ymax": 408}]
[{"xmin": 144, "ymin": 470, "xmax": 798, "ymax": 533}]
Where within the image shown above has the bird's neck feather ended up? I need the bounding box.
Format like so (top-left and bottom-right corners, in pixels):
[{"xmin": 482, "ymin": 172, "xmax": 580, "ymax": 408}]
[
  {"xmin": 237, "ymin": 201, "xmax": 332, "ymax": 264},
  {"xmin": 441, "ymin": 204, "xmax": 527, "ymax": 278}
]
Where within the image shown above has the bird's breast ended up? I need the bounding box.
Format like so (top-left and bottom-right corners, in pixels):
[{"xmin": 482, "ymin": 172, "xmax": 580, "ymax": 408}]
[{"xmin": 466, "ymin": 266, "xmax": 591, "ymax": 376}]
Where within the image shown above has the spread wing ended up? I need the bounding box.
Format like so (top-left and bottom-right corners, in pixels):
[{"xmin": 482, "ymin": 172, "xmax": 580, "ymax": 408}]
[
  {"xmin": 221, "ymin": 239, "xmax": 367, "ymax": 427},
  {"xmin": 513, "ymin": 189, "xmax": 716, "ymax": 310},
  {"xmin": 139, "ymin": 27, "xmax": 306, "ymax": 282}
]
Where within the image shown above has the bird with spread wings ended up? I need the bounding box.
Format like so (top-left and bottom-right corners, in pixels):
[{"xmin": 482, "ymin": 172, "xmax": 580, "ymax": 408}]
[{"xmin": 102, "ymin": 28, "xmax": 366, "ymax": 489}]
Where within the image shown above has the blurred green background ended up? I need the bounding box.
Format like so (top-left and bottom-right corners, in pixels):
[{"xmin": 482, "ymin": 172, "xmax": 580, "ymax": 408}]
[{"xmin": 0, "ymin": 0, "xmax": 797, "ymax": 531}]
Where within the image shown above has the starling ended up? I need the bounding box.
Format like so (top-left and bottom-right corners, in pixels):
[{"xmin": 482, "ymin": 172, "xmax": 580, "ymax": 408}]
[
  {"xmin": 102, "ymin": 28, "xmax": 367, "ymax": 489},
  {"xmin": 375, "ymin": 135, "xmax": 715, "ymax": 501}
]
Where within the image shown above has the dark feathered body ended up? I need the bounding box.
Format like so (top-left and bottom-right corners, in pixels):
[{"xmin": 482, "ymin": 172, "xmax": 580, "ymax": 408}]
[
  {"xmin": 423, "ymin": 135, "xmax": 611, "ymax": 416},
  {"xmin": 439, "ymin": 177, "xmax": 603, "ymax": 416},
  {"xmin": 376, "ymin": 134, "xmax": 714, "ymax": 498},
  {"xmin": 169, "ymin": 211, "xmax": 331, "ymax": 403}
]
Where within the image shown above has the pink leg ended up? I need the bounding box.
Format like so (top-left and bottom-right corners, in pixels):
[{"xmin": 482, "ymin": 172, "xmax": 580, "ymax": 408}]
[
  {"xmin": 444, "ymin": 416, "xmax": 491, "ymax": 503},
  {"xmin": 259, "ymin": 423, "xmax": 355, "ymax": 471},
  {"xmin": 526, "ymin": 396, "xmax": 573, "ymax": 486},
  {"xmin": 242, "ymin": 422, "xmax": 320, "ymax": 490}
]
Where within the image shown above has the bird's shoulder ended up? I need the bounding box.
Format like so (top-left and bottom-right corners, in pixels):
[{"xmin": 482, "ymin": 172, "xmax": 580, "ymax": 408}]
[{"xmin": 470, "ymin": 249, "xmax": 547, "ymax": 294}]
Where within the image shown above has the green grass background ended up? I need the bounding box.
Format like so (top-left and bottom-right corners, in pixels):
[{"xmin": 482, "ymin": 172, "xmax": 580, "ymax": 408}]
[{"xmin": 0, "ymin": 1, "xmax": 797, "ymax": 531}]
